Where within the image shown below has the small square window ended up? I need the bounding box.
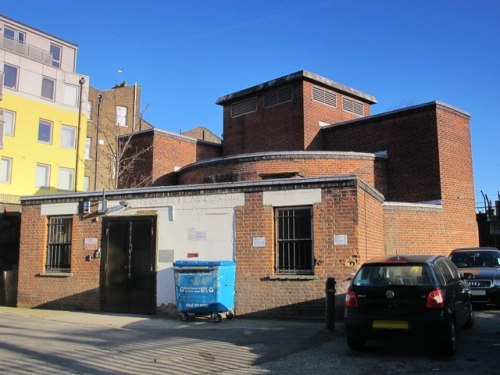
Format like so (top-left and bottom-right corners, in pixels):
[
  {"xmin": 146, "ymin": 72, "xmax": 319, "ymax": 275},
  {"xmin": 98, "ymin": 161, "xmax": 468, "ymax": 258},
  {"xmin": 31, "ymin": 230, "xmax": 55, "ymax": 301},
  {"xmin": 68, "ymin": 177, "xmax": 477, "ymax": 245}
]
[
  {"xmin": 58, "ymin": 167, "xmax": 74, "ymax": 191},
  {"xmin": 42, "ymin": 77, "xmax": 55, "ymax": 100},
  {"xmin": 35, "ymin": 163, "xmax": 50, "ymax": 188},
  {"xmin": 0, "ymin": 157, "xmax": 12, "ymax": 184},
  {"xmin": 3, "ymin": 110, "xmax": 16, "ymax": 136},
  {"xmin": 63, "ymin": 85, "xmax": 78, "ymax": 107},
  {"xmin": 61, "ymin": 125, "xmax": 76, "ymax": 148},
  {"xmin": 38, "ymin": 120, "xmax": 52, "ymax": 144},
  {"xmin": 4, "ymin": 64, "xmax": 18, "ymax": 90}
]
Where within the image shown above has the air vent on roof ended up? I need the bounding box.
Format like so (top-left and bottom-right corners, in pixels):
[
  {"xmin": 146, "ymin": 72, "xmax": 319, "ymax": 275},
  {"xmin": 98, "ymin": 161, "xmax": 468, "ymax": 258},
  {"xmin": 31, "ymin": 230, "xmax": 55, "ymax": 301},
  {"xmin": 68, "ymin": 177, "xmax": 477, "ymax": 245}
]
[
  {"xmin": 231, "ymin": 97, "xmax": 257, "ymax": 117},
  {"xmin": 312, "ymin": 86, "xmax": 337, "ymax": 108},
  {"xmin": 264, "ymin": 86, "xmax": 293, "ymax": 108},
  {"xmin": 342, "ymin": 97, "xmax": 364, "ymax": 116}
]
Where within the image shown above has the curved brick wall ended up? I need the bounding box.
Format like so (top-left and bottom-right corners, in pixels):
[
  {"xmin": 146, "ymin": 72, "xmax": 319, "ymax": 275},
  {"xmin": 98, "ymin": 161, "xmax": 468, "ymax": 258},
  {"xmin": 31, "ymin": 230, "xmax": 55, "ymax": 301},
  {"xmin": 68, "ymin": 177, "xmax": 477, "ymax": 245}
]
[{"xmin": 176, "ymin": 151, "xmax": 387, "ymax": 194}]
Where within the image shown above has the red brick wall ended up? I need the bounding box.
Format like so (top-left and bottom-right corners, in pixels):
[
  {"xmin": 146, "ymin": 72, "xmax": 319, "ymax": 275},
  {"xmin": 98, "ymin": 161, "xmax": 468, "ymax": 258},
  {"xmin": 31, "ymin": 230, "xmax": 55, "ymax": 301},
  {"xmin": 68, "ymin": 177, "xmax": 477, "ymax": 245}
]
[
  {"xmin": 221, "ymin": 80, "xmax": 372, "ymax": 156},
  {"xmin": 383, "ymin": 204, "xmax": 447, "ymax": 255},
  {"xmin": 234, "ymin": 182, "xmax": 384, "ymax": 320},
  {"xmin": 322, "ymin": 104, "xmax": 441, "ymax": 202},
  {"xmin": 178, "ymin": 153, "xmax": 387, "ymax": 196},
  {"xmin": 17, "ymin": 205, "xmax": 102, "ymax": 310},
  {"xmin": 436, "ymin": 107, "xmax": 478, "ymax": 251},
  {"xmin": 118, "ymin": 132, "xmax": 154, "ymax": 188}
]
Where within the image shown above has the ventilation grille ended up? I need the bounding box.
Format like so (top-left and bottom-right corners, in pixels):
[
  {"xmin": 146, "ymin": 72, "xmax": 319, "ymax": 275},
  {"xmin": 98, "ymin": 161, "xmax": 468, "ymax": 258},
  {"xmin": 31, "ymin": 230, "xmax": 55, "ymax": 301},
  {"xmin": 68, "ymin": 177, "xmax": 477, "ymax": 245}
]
[
  {"xmin": 342, "ymin": 97, "xmax": 364, "ymax": 116},
  {"xmin": 264, "ymin": 86, "xmax": 293, "ymax": 108},
  {"xmin": 312, "ymin": 86, "xmax": 337, "ymax": 107},
  {"xmin": 231, "ymin": 97, "xmax": 257, "ymax": 117}
]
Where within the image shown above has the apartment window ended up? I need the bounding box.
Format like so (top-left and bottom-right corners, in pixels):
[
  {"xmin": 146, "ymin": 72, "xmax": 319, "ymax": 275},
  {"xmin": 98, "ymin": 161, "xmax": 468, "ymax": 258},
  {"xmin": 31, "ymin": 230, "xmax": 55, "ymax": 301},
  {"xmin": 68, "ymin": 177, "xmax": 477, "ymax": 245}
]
[
  {"xmin": 50, "ymin": 44, "xmax": 62, "ymax": 68},
  {"xmin": 342, "ymin": 97, "xmax": 364, "ymax": 116},
  {"xmin": 3, "ymin": 110, "xmax": 15, "ymax": 136},
  {"xmin": 88, "ymin": 101, "xmax": 93, "ymax": 121},
  {"xmin": 35, "ymin": 163, "xmax": 50, "ymax": 188},
  {"xmin": 231, "ymin": 97, "xmax": 257, "ymax": 117},
  {"xmin": 38, "ymin": 119, "xmax": 52, "ymax": 144},
  {"xmin": 116, "ymin": 106, "xmax": 127, "ymax": 126},
  {"xmin": 61, "ymin": 125, "xmax": 76, "ymax": 148},
  {"xmin": 63, "ymin": 85, "xmax": 78, "ymax": 107},
  {"xmin": 263, "ymin": 86, "xmax": 293, "ymax": 108},
  {"xmin": 41, "ymin": 77, "xmax": 55, "ymax": 100},
  {"xmin": 83, "ymin": 176, "xmax": 90, "ymax": 192},
  {"xmin": 275, "ymin": 207, "xmax": 313, "ymax": 274},
  {"xmin": 85, "ymin": 137, "xmax": 92, "ymax": 159},
  {"xmin": 3, "ymin": 27, "xmax": 25, "ymax": 43},
  {"xmin": 4, "ymin": 64, "xmax": 18, "ymax": 90},
  {"xmin": 0, "ymin": 157, "xmax": 12, "ymax": 184},
  {"xmin": 45, "ymin": 217, "xmax": 72, "ymax": 273},
  {"xmin": 58, "ymin": 167, "xmax": 74, "ymax": 191},
  {"xmin": 312, "ymin": 86, "xmax": 337, "ymax": 107}
]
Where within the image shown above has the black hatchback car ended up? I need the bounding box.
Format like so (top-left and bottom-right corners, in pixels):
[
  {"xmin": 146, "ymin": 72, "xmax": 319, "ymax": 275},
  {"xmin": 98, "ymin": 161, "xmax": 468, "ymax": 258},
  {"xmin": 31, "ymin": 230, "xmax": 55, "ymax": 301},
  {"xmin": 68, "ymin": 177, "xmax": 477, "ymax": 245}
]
[
  {"xmin": 449, "ymin": 247, "xmax": 500, "ymax": 305},
  {"xmin": 344, "ymin": 255, "xmax": 473, "ymax": 355}
]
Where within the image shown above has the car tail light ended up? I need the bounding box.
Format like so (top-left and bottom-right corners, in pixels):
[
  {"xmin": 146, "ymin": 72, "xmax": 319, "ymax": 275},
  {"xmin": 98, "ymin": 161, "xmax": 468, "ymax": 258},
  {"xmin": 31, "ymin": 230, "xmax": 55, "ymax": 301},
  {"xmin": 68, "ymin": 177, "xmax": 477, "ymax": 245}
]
[
  {"xmin": 426, "ymin": 289, "xmax": 444, "ymax": 309},
  {"xmin": 345, "ymin": 289, "xmax": 358, "ymax": 308}
]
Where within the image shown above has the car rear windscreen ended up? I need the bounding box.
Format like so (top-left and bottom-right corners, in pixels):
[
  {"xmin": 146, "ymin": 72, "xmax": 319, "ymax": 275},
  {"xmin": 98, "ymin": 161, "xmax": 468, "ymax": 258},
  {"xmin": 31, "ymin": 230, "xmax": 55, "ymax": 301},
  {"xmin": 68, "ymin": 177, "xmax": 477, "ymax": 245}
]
[
  {"xmin": 353, "ymin": 264, "xmax": 433, "ymax": 287},
  {"xmin": 450, "ymin": 251, "xmax": 500, "ymax": 268}
]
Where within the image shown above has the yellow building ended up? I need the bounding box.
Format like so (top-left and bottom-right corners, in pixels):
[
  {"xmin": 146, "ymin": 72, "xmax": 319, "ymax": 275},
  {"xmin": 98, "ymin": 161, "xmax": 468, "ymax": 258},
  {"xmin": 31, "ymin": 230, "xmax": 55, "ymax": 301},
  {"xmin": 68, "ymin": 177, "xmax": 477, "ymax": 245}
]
[
  {"xmin": 0, "ymin": 14, "xmax": 89, "ymax": 209},
  {"xmin": 0, "ymin": 14, "xmax": 89, "ymax": 282}
]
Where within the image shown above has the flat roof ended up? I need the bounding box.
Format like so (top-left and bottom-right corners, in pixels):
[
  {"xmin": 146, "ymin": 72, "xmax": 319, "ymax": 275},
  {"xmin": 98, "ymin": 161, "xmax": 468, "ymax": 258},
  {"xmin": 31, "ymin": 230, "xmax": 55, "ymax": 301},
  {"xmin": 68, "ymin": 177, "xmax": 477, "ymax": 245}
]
[{"xmin": 216, "ymin": 70, "xmax": 377, "ymax": 105}]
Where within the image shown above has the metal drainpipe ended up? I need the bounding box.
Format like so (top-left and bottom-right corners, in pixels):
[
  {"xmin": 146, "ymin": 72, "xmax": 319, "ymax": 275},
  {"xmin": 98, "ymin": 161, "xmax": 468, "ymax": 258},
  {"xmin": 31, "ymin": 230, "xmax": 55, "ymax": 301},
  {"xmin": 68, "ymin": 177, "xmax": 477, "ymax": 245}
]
[
  {"xmin": 94, "ymin": 94, "xmax": 103, "ymax": 190},
  {"xmin": 74, "ymin": 77, "xmax": 85, "ymax": 192}
]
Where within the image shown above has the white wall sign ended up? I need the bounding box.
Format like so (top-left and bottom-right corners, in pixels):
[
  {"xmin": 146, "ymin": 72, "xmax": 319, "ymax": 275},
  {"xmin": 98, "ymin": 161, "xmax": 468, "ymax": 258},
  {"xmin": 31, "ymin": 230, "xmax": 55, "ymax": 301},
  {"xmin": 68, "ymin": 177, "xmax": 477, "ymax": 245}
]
[
  {"xmin": 333, "ymin": 234, "xmax": 348, "ymax": 245},
  {"xmin": 252, "ymin": 237, "xmax": 266, "ymax": 248}
]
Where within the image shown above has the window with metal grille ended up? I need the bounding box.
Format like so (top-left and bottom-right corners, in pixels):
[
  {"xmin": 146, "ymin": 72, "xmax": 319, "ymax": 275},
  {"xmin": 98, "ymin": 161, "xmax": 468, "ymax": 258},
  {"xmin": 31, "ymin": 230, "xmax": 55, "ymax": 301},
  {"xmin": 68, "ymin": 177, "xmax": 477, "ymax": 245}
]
[
  {"xmin": 342, "ymin": 97, "xmax": 364, "ymax": 116},
  {"xmin": 46, "ymin": 217, "xmax": 72, "ymax": 272},
  {"xmin": 312, "ymin": 86, "xmax": 337, "ymax": 107},
  {"xmin": 275, "ymin": 207, "xmax": 313, "ymax": 274},
  {"xmin": 263, "ymin": 86, "xmax": 293, "ymax": 108},
  {"xmin": 230, "ymin": 97, "xmax": 257, "ymax": 117}
]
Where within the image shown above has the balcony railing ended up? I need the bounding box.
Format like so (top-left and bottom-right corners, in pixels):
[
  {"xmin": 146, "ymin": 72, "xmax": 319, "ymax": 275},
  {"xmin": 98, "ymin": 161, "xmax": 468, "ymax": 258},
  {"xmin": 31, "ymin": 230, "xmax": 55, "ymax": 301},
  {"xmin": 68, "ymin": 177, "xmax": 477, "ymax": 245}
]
[{"xmin": 0, "ymin": 36, "xmax": 52, "ymax": 66}]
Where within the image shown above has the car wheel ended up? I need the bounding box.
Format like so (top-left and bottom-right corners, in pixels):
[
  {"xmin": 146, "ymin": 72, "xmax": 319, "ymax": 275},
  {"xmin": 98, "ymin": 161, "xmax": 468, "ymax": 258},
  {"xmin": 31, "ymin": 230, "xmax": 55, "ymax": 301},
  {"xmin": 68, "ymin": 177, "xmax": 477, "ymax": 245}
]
[
  {"xmin": 442, "ymin": 320, "xmax": 457, "ymax": 356},
  {"xmin": 347, "ymin": 335, "xmax": 365, "ymax": 351},
  {"xmin": 464, "ymin": 306, "xmax": 474, "ymax": 328}
]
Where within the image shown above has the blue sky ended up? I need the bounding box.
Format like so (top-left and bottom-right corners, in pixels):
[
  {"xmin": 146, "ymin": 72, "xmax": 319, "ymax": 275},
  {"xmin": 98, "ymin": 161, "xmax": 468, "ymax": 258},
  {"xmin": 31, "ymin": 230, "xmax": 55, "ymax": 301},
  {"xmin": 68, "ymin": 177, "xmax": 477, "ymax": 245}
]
[{"xmin": 3, "ymin": 0, "xmax": 499, "ymax": 208}]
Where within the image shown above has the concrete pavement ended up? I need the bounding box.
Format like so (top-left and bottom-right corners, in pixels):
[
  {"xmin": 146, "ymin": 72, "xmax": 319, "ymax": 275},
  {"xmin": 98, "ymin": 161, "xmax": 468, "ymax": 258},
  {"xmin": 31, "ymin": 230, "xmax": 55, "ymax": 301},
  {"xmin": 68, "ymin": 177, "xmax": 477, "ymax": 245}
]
[{"xmin": 0, "ymin": 307, "xmax": 334, "ymax": 374}]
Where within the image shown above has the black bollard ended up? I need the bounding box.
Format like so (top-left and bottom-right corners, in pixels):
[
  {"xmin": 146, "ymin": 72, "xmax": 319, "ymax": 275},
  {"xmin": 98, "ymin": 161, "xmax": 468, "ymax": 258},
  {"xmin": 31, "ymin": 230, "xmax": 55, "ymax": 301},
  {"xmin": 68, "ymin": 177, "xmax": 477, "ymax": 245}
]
[{"xmin": 325, "ymin": 277, "xmax": 336, "ymax": 332}]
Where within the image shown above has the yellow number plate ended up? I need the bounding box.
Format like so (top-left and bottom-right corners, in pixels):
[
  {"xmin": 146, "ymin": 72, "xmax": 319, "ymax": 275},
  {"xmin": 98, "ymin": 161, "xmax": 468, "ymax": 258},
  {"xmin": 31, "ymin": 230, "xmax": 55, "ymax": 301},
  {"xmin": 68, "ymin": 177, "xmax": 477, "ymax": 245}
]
[{"xmin": 372, "ymin": 320, "xmax": 409, "ymax": 330}]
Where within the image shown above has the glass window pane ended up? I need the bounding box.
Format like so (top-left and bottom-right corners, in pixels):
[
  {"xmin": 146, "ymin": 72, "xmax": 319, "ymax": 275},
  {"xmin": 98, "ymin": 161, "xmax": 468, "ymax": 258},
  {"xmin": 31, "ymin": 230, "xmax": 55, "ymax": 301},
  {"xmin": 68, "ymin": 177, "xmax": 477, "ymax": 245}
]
[
  {"xmin": 83, "ymin": 176, "xmax": 90, "ymax": 192},
  {"xmin": 3, "ymin": 110, "xmax": 15, "ymax": 136},
  {"xmin": 36, "ymin": 164, "xmax": 50, "ymax": 188},
  {"xmin": 50, "ymin": 44, "xmax": 61, "ymax": 68},
  {"xmin": 38, "ymin": 120, "xmax": 52, "ymax": 143},
  {"xmin": 116, "ymin": 106, "xmax": 127, "ymax": 126},
  {"xmin": 63, "ymin": 85, "xmax": 78, "ymax": 107},
  {"xmin": 85, "ymin": 137, "xmax": 92, "ymax": 159},
  {"xmin": 4, "ymin": 28, "xmax": 15, "ymax": 39},
  {"xmin": 4, "ymin": 64, "xmax": 18, "ymax": 89},
  {"xmin": 58, "ymin": 168, "xmax": 74, "ymax": 191},
  {"xmin": 1, "ymin": 157, "xmax": 12, "ymax": 183},
  {"xmin": 61, "ymin": 126, "xmax": 76, "ymax": 148},
  {"xmin": 42, "ymin": 77, "xmax": 55, "ymax": 100}
]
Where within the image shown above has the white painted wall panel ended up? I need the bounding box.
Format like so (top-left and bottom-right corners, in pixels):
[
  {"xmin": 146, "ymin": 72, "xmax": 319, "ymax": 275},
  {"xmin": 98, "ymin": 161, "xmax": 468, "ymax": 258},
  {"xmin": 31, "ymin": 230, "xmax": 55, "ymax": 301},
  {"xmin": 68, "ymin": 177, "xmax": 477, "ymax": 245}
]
[{"xmin": 263, "ymin": 188, "xmax": 322, "ymax": 207}]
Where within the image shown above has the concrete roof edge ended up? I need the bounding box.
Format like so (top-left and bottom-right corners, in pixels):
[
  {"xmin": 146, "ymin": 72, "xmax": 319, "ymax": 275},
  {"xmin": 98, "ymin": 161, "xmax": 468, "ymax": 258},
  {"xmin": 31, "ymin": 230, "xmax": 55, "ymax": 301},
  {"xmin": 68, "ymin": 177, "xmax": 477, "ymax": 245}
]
[
  {"xmin": 21, "ymin": 175, "xmax": 362, "ymax": 204},
  {"xmin": 216, "ymin": 70, "xmax": 377, "ymax": 105},
  {"xmin": 117, "ymin": 128, "xmax": 222, "ymax": 146}
]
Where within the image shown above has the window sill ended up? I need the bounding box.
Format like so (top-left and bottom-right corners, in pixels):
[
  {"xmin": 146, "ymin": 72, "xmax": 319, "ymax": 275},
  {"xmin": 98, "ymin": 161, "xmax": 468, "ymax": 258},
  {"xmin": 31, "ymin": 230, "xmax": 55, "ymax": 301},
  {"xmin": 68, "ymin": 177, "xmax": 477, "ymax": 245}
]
[
  {"xmin": 268, "ymin": 274, "xmax": 317, "ymax": 281},
  {"xmin": 38, "ymin": 272, "xmax": 73, "ymax": 277}
]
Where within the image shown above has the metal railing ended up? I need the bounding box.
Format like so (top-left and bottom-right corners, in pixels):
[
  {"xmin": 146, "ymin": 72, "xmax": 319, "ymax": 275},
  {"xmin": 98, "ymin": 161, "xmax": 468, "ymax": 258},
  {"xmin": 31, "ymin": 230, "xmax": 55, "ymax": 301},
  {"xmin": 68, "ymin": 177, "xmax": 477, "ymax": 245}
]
[{"xmin": 0, "ymin": 36, "xmax": 52, "ymax": 66}]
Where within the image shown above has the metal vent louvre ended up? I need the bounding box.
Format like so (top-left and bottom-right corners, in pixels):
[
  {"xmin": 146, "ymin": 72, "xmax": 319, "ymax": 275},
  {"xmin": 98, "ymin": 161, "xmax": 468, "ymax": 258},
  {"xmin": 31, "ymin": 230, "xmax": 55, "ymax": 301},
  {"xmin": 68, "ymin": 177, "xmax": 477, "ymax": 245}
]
[
  {"xmin": 342, "ymin": 97, "xmax": 364, "ymax": 116},
  {"xmin": 264, "ymin": 86, "xmax": 293, "ymax": 108},
  {"xmin": 231, "ymin": 97, "xmax": 257, "ymax": 117},
  {"xmin": 312, "ymin": 86, "xmax": 337, "ymax": 107}
]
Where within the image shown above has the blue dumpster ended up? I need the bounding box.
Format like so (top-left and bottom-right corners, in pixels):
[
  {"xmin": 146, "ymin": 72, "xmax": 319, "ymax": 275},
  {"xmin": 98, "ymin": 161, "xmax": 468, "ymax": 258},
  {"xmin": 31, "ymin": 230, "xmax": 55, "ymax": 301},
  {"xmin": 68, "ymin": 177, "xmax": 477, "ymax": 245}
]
[{"xmin": 173, "ymin": 260, "xmax": 236, "ymax": 322}]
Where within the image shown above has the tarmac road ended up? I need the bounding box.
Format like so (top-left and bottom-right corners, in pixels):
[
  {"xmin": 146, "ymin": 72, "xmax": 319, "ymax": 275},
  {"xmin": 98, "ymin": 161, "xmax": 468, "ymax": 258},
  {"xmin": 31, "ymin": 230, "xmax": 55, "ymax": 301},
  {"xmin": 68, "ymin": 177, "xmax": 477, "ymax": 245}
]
[{"xmin": 0, "ymin": 307, "xmax": 499, "ymax": 374}]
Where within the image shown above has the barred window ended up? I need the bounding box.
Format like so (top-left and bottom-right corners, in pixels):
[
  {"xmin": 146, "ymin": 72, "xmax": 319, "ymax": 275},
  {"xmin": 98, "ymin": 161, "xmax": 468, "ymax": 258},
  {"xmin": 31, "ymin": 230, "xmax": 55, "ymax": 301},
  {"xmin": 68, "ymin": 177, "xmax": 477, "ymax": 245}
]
[
  {"xmin": 46, "ymin": 217, "xmax": 72, "ymax": 272},
  {"xmin": 275, "ymin": 207, "xmax": 313, "ymax": 274}
]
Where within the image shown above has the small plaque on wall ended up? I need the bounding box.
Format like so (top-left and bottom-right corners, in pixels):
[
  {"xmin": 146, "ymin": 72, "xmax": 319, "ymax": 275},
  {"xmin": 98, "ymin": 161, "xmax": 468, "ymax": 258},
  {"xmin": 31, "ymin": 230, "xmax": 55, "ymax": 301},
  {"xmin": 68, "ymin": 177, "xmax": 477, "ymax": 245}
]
[
  {"xmin": 252, "ymin": 237, "xmax": 266, "ymax": 248},
  {"xmin": 84, "ymin": 238, "xmax": 98, "ymax": 251},
  {"xmin": 333, "ymin": 235, "xmax": 348, "ymax": 246}
]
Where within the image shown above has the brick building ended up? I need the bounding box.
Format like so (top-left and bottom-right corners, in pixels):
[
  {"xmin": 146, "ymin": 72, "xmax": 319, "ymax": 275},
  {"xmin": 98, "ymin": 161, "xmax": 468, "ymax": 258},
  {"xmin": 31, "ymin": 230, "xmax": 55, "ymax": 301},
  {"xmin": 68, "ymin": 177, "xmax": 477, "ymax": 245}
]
[{"xmin": 17, "ymin": 71, "xmax": 478, "ymax": 319}]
